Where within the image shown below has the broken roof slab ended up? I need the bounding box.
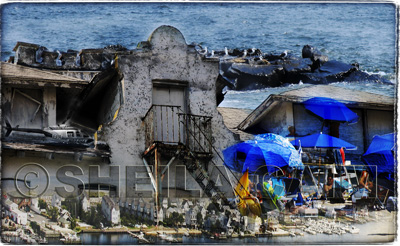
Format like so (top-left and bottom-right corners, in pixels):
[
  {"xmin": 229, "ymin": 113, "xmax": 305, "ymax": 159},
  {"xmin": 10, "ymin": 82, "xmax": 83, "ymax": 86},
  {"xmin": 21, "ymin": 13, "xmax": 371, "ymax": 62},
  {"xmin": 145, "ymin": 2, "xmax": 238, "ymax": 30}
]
[
  {"xmin": 238, "ymin": 84, "xmax": 395, "ymax": 131},
  {"xmin": 2, "ymin": 141, "xmax": 111, "ymax": 159},
  {"xmin": 1, "ymin": 62, "xmax": 88, "ymax": 88}
]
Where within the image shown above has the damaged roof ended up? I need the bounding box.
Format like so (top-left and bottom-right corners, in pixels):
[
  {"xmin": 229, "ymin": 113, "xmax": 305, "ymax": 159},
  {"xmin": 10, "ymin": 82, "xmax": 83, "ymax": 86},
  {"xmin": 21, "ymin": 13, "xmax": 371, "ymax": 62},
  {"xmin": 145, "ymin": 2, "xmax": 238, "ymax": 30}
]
[
  {"xmin": 1, "ymin": 62, "xmax": 87, "ymax": 88},
  {"xmin": 2, "ymin": 141, "xmax": 111, "ymax": 158},
  {"xmin": 66, "ymin": 66, "xmax": 124, "ymax": 134},
  {"xmin": 238, "ymin": 84, "xmax": 395, "ymax": 131},
  {"xmin": 217, "ymin": 107, "xmax": 254, "ymax": 141}
]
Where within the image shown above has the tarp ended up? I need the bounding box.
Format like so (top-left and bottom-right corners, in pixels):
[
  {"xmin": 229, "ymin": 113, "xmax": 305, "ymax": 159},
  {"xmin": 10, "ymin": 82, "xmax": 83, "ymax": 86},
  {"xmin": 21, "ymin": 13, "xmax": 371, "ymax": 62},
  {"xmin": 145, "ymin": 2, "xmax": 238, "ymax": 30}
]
[
  {"xmin": 223, "ymin": 133, "xmax": 303, "ymax": 174},
  {"xmin": 304, "ymin": 97, "xmax": 359, "ymax": 123},
  {"xmin": 362, "ymin": 133, "xmax": 396, "ymax": 178}
]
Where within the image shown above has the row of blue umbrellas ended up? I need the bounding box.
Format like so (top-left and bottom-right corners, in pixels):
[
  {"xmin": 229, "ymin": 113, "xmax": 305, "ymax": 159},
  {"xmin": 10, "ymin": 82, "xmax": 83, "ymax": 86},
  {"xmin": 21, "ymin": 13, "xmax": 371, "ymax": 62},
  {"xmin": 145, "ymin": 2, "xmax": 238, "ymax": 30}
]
[
  {"xmin": 223, "ymin": 97, "xmax": 395, "ymax": 178},
  {"xmin": 291, "ymin": 132, "xmax": 356, "ymax": 150},
  {"xmin": 222, "ymin": 131, "xmax": 359, "ymax": 175}
]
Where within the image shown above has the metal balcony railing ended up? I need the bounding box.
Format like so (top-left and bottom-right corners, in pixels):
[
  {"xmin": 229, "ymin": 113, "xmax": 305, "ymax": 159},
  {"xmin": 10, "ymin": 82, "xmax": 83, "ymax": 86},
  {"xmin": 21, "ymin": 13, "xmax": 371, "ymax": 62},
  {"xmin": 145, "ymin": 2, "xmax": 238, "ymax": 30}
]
[{"xmin": 143, "ymin": 105, "xmax": 212, "ymax": 154}]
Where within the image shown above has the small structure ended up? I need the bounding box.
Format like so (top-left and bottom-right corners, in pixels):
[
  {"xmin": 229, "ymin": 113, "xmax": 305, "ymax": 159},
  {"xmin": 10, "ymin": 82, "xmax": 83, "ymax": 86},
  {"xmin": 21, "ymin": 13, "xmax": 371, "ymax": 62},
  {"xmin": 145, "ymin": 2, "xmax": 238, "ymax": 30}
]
[
  {"xmin": 101, "ymin": 195, "xmax": 120, "ymax": 225},
  {"xmin": 6, "ymin": 191, "xmax": 32, "ymax": 211},
  {"xmin": 59, "ymin": 217, "xmax": 71, "ymax": 229},
  {"xmin": 80, "ymin": 191, "xmax": 90, "ymax": 213},
  {"xmin": 8, "ymin": 209, "xmax": 27, "ymax": 225},
  {"xmin": 157, "ymin": 208, "xmax": 164, "ymax": 223},
  {"xmin": 279, "ymin": 211, "xmax": 293, "ymax": 224},
  {"xmin": 59, "ymin": 209, "xmax": 72, "ymax": 221},
  {"xmin": 2, "ymin": 198, "xmax": 27, "ymax": 225},
  {"xmin": 185, "ymin": 208, "xmax": 197, "ymax": 228},
  {"xmin": 2, "ymin": 198, "xmax": 18, "ymax": 211},
  {"xmin": 30, "ymin": 197, "xmax": 40, "ymax": 214},
  {"xmin": 237, "ymin": 84, "xmax": 394, "ymax": 163}
]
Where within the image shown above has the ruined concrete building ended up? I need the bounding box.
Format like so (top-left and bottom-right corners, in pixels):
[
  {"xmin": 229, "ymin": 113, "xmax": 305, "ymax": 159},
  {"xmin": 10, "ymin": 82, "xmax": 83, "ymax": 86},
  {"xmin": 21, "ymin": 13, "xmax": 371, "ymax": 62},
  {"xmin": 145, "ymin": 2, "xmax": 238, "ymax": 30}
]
[{"xmin": 1, "ymin": 26, "xmax": 238, "ymax": 215}]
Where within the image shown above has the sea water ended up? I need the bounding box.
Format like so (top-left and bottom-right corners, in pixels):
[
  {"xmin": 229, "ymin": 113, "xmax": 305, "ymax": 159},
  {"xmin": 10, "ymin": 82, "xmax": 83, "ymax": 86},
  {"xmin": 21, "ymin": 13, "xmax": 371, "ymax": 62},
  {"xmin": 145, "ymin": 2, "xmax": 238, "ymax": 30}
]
[
  {"xmin": 1, "ymin": 3, "xmax": 396, "ymax": 76},
  {"xmin": 1, "ymin": 3, "xmax": 396, "ymax": 110}
]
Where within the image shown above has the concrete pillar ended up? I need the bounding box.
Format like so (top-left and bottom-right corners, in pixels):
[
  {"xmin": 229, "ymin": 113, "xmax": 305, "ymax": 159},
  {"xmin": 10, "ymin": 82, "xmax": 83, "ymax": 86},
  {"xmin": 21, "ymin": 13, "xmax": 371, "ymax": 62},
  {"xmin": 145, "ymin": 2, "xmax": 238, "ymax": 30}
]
[{"xmin": 43, "ymin": 87, "xmax": 57, "ymax": 127}]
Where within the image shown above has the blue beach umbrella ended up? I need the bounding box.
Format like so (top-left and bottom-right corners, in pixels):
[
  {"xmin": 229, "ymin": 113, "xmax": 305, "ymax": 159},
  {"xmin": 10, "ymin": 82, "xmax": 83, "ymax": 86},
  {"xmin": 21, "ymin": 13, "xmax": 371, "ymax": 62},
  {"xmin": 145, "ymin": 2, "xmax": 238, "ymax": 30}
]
[
  {"xmin": 362, "ymin": 133, "xmax": 396, "ymax": 179},
  {"xmin": 223, "ymin": 133, "xmax": 303, "ymax": 174},
  {"xmin": 290, "ymin": 132, "xmax": 357, "ymax": 150},
  {"xmin": 304, "ymin": 97, "xmax": 359, "ymax": 123}
]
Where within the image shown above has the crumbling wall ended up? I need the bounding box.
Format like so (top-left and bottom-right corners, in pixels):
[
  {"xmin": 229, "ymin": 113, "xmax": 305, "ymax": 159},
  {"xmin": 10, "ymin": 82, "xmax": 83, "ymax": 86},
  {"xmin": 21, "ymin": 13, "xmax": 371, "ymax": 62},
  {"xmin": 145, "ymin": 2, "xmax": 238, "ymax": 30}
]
[
  {"xmin": 101, "ymin": 26, "xmax": 237, "ymax": 198},
  {"xmin": 259, "ymin": 102, "xmax": 294, "ymax": 136},
  {"xmin": 12, "ymin": 42, "xmax": 124, "ymax": 73},
  {"xmin": 4, "ymin": 26, "xmax": 238, "ymax": 199}
]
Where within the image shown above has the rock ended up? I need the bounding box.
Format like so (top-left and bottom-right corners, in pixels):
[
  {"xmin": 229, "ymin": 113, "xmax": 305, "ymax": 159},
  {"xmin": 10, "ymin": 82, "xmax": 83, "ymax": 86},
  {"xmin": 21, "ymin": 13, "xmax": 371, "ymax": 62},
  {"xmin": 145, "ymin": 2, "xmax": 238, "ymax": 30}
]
[
  {"xmin": 230, "ymin": 48, "xmax": 245, "ymax": 57},
  {"xmin": 302, "ymin": 45, "xmax": 328, "ymax": 70},
  {"xmin": 299, "ymin": 60, "xmax": 358, "ymax": 84},
  {"xmin": 247, "ymin": 48, "xmax": 262, "ymax": 57},
  {"xmin": 104, "ymin": 44, "xmax": 128, "ymax": 51},
  {"xmin": 319, "ymin": 60, "xmax": 356, "ymax": 75},
  {"xmin": 79, "ymin": 49, "xmax": 103, "ymax": 70},
  {"xmin": 218, "ymin": 44, "xmax": 390, "ymax": 90},
  {"xmin": 275, "ymin": 56, "xmax": 313, "ymax": 83},
  {"xmin": 224, "ymin": 63, "xmax": 284, "ymax": 90},
  {"xmin": 344, "ymin": 70, "xmax": 392, "ymax": 84}
]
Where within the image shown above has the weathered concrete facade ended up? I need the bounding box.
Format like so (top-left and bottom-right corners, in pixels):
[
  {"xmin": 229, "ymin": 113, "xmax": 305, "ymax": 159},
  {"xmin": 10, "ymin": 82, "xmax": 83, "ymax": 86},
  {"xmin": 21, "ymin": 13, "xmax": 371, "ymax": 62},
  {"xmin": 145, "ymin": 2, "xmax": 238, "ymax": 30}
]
[
  {"xmin": 101, "ymin": 26, "xmax": 236, "ymax": 199},
  {"xmin": 1, "ymin": 26, "xmax": 238, "ymax": 205}
]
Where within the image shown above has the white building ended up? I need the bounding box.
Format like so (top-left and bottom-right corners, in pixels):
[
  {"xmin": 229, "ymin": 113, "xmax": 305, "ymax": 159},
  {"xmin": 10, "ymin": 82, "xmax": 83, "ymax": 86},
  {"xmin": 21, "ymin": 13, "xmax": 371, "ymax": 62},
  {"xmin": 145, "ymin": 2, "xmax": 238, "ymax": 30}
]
[
  {"xmin": 78, "ymin": 191, "xmax": 90, "ymax": 213},
  {"xmin": 101, "ymin": 195, "xmax": 120, "ymax": 225},
  {"xmin": 185, "ymin": 208, "xmax": 197, "ymax": 228},
  {"xmin": 30, "ymin": 197, "xmax": 40, "ymax": 214},
  {"xmin": 165, "ymin": 207, "xmax": 177, "ymax": 218},
  {"xmin": 9, "ymin": 209, "xmax": 27, "ymax": 225},
  {"xmin": 3, "ymin": 198, "xmax": 27, "ymax": 225},
  {"xmin": 51, "ymin": 193, "xmax": 62, "ymax": 208},
  {"xmin": 3, "ymin": 198, "xmax": 18, "ymax": 211},
  {"xmin": 157, "ymin": 208, "xmax": 164, "ymax": 223}
]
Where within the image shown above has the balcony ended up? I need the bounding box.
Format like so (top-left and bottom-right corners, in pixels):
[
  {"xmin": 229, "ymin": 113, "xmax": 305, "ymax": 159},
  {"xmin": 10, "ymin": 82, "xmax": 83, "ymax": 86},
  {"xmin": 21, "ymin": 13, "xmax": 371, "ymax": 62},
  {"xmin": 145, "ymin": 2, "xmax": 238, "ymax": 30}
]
[{"xmin": 143, "ymin": 105, "xmax": 212, "ymax": 155}]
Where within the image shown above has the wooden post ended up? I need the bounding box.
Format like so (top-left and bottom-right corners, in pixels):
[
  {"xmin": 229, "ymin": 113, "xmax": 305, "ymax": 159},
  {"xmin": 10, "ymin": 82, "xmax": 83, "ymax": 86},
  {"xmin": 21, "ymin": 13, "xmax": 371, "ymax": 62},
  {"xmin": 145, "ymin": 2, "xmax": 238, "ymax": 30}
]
[{"xmin": 155, "ymin": 147, "xmax": 160, "ymax": 226}]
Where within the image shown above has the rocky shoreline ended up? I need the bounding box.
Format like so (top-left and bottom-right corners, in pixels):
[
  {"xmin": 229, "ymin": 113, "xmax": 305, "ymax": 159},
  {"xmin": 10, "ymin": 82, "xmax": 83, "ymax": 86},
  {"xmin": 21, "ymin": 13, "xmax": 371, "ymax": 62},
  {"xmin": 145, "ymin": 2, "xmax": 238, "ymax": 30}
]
[{"xmin": 209, "ymin": 45, "xmax": 391, "ymax": 91}]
